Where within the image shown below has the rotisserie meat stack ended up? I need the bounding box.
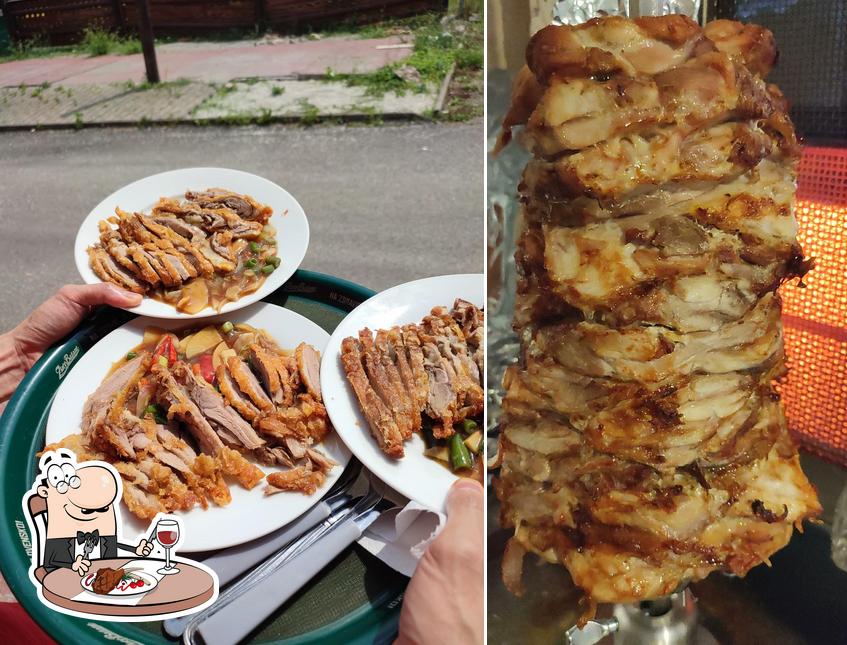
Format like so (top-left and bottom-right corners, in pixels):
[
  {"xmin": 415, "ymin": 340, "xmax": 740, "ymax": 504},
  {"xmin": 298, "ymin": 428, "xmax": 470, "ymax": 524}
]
[{"xmin": 494, "ymin": 15, "xmax": 821, "ymax": 606}]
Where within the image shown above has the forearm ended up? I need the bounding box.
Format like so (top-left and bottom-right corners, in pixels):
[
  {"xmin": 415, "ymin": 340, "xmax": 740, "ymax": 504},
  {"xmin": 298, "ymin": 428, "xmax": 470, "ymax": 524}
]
[{"xmin": 0, "ymin": 330, "xmax": 29, "ymax": 410}]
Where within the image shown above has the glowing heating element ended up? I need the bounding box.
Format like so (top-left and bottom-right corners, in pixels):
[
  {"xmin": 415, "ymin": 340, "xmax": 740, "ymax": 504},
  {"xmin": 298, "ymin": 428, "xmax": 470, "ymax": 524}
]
[{"xmin": 779, "ymin": 146, "xmax": 847, "ymax": 466}]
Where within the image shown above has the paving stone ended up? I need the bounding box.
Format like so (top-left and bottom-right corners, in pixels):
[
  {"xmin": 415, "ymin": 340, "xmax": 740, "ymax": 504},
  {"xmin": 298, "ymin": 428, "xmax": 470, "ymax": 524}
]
[
  {"xmin": 193, "ymin": 79, "xmax": 437, "ymax": 120},
  {"xmin": 0, "ymin": 36, "xmax": 412, "ymax": 88},
  {"xmin": 0, "ymin": 78, "xmax": 435, "ymax": 128}
]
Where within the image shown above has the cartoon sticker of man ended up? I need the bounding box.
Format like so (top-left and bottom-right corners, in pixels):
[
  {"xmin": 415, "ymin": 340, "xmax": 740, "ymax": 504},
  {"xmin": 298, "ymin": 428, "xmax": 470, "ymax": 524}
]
[{"xmin": 36, "ymin": 452, "xmax": 153, "ymax": 576}]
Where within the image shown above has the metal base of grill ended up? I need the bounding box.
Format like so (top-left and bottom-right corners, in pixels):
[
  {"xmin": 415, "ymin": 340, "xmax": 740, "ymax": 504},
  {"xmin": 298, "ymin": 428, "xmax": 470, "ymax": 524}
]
[
  {"xmin": 612, "ymin": 590, "xmax": 718, "ymax": 645},
  {"xmin": 564, "ymin": 590, "xmax": 719, "ymax": 645}
]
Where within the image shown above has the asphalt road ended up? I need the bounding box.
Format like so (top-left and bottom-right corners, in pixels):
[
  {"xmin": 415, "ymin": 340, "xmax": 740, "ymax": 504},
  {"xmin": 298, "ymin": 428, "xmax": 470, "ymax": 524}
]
[{"xmin": 0, "ymin": 122, "xmax": 483, "ymax": 332}]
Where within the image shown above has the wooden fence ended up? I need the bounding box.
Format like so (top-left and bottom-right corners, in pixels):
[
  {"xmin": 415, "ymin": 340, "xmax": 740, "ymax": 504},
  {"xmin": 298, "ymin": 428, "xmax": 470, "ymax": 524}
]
[{"xmin": 3, "ymin": 0, "xmax": 445, "ymax": 44}]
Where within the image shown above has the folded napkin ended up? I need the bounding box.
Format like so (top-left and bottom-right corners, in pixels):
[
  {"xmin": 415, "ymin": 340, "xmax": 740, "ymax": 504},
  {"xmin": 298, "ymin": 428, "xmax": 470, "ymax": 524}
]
[{"xmin": 357, "ymin": 499, "xmax": 446, "ymax": 577}]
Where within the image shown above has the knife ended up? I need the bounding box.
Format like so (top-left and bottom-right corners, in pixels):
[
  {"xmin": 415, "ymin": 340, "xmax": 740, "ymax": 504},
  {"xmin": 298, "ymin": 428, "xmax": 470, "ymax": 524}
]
[
  {"xmin": 192, "ymin": 499, "xmax": 382, "ymax": 645},
  {"xmin": 176, "ymin": 498, "xmax": 359, "ymax": 642}
]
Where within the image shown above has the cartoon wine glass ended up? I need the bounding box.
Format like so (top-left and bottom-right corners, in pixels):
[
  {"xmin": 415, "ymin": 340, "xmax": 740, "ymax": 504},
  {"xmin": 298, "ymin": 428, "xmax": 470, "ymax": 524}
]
[{"xmin": 155, "ymin": 519, "xmax": 180, "ymax": 575}]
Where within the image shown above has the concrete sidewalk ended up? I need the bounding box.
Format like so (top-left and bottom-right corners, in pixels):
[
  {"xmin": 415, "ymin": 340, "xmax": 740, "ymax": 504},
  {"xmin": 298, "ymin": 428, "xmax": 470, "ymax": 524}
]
[
  {"xmin": 0, "ymin": 35, "xmax": 414, "ymax": 87},
  {"xmin": 0, "ymin": 34, "xmax": 449, "ymax": 128}
]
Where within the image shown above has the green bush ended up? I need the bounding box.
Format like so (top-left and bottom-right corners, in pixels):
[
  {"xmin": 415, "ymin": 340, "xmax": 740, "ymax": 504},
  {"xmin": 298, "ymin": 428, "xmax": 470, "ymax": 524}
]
[{"xmin": 81, "ymin": 28, "xmax": 141, "ymax": 57}]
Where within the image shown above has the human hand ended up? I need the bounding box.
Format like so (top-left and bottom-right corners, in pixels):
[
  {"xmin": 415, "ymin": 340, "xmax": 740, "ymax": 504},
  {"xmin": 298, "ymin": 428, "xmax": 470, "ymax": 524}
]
[
  {"xmin": 395, "ymin": 479, "xmax": 484, "ymax": 645},
  {"xmin": 136, "ymin": 539, "xmax": 153, "ymax": 557},
  {"xmin": 72, "ymin": 555, "xmax": 91, "ymax": 577},
  {"xmin": 0, "ymin": 284, "xmax": 142, "ymax": 409}
]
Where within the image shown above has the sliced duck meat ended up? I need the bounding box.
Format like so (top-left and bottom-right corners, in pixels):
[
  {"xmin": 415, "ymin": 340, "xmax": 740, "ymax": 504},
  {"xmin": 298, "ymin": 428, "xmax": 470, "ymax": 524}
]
[
  {"xmin": 216, "ymin": 362, "xmax": 261, "ymax": 421},
  {"xmin": 375, "ymin": 330, "xmax": 419, "ymax": 435},
  {"xmin": 190, "ymin": 454, "xmax": 232, "ymax": 506},
  {"xmin": 198, "ymin": 242, "xmax": 237, "ymax": 273},
  {"xmin": 163, "ymin": 252, "xmax": 195, "ymax": 282},
  {"xmin": 359, "ymin": 329, "xmax": 414, "ymax": 439},
  {"xmin": 151, "ymin": 215, "xmax": 206, "ymax": 244},
  {"xmin": 285, "ymin": 436, "xmax": 308, "ymax": 459},
  {"xmin": 340, "ymin": 337, "xmax": 404, "ymax": 458},
  {"xmin": 255, "ymin": 400, "xmax": 319, "ymax": 444},
  {"xmin": 173, "ymin": 362, "xmax": 265, "ymax": 450},
  {"xmin": 401, "ymin": 325, "xmax": 431, "ymax": 420},
  {"xmin": 88, "ymin": 247, "xmax": 147, "ymax": 294},
  {"xmin": 153, "ymin": 364, "xmax": 225, "ymax": 456},
  {"xmin": 137, "ymin": 213, "xmax": 215, "ymax": 276},
  {"xmin": 99, "ymin": 222, "xmax": 142, "ymax": 277},
  {"xmin": 185, "ymin": 188, "xmax": 273, "ymax": 224},
  {"xmin": 226, "ymin": 356, "xmax": 274, "ymax": 411},
  {"xmin": 156, "ymin": 425, "xmax": 198, "ymax": 463},
  {"xmin": 306, "ymin": 448, "xmax": 335, "ymax": 473},
  {"xmin": 127, "ymin": 243, "xmax": 165, "ymax": 286},
  {"xmin": 82, "ymin": 354, "xmax": 148, "ymax": 435},
  {"xmin": 247, "ymin": 343, "xmax": 285, "ymax": 405},
  {"xmin": 255, "ymin": 446, "xmax": 294, "ymax": 468},
  {"xmin": 387, "ymin": 327, "xmax": 421, "ymax": 415},
  {"xmin": 422, "ymin": 310, "xmax": 484, "ymax": 416},
  {"xmin": 421, "ymin": 341, "xmax": 457, "ymax": 438},
  {"xmin": 140, "ymin": 244, "xmax": 183, "ymax": 287},
  {"xmin": 295, "ymin": 343, "xmax": 322, "ymax": 402},
  {"xmin": 210, "ymin": 231, "xmax": 236, "ymax": 261},
  {"xmin": 112, "ymin": 461, "xmax": 168, "ymax": 519}
]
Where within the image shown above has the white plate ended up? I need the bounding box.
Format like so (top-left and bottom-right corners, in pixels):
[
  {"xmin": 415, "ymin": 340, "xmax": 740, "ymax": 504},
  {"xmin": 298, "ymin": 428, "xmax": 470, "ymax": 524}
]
[
  {"xmin": 74, "ymin": 167, "xmax": 309, "ymax": 320},
  {"xmin": 45, "ymin": 302, "xmax": 351, "ymax": 552},
  {"xmin": 80, "ymin": 569, "xmax": 159, "ymax": 597},
  {"xmin": 321, "ymin": 274, "xmax": 484, "ymax": 512}
]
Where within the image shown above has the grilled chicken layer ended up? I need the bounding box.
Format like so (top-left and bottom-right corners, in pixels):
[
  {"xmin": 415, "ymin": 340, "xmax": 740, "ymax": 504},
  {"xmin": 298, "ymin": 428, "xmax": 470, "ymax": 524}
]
[{"xmin": 496, "ymin": 14, "xmax": 820, "ymax": 607}]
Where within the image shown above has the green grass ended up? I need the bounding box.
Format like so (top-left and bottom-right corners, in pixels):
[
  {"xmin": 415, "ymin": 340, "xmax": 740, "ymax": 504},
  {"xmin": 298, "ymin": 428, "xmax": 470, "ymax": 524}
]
[
  {"xmin": 271, "ymin": 85, "xmax": 285, "ymax": 96},
  {"xmin": 80, "ymin": 28, "xmax": 141, "ymax": 57},
  {"xmin": 329, "ymin": 12, "xmax": 482, "ymax": 98},
  {"xmin": 298, "ymin": 100, "xmax": 321, "ymax": 126}
]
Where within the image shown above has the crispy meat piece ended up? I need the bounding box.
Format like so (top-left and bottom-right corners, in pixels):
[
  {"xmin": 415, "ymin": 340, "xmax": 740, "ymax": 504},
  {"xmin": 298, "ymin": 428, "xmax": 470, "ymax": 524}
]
[
  {"xmin": 92, "ymin": 567, "xmax": 125, "ymax": 595},
  {"xmin": 226, "ymin": 356, "xmax": 274, "ymax": 411},
  {"xmin": 401, "ymin": 325, "xmax": 431, "ymax": 418},
  {"xmin": 387, "ymin": 327, "xmax": 421, "ymax": 418},
  {"xmin": 247, "ymin": 343, "xmax": 293, "ymax": 407},
  {"xmin": 530, "ymin": 119, "xmax": 790, "ymax": 202},
  {"xmin": 87, "ymin": 247, "xmax": 147, "ymax": 294},
  {"xmin": 295, "ymin": 342, "xmax": 323, "ymax": 401},
  {"xmin": 375, "ymin": 330, "xmax": 419, "ymax": 435},
  {"xmin": 340, "ymin": 337, "xmax": 404, "ymax": 458},
  {"xmin": 358, "ymin": 329, "xmax": 414, "ymax": 439},
  {"xmin": 265, "ymin": 467, "xmax": 325, "ymax": 496},
  {"xmin": 216, "ymin": 362, "xmax": 261, "ymax": 421},
  {"xmin": 518, "ymin": 51, "xmax": 785, "ymax": 157},
  {"xmin": 217, "ymin": 446, "xmax": 265, "ymax": 490}
]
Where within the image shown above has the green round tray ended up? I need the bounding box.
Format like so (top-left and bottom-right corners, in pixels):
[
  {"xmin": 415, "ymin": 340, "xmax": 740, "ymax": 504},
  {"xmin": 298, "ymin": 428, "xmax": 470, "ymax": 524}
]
[{"xmin": 0, "ymin": 270, "xmax": 408, "ymax": 645}]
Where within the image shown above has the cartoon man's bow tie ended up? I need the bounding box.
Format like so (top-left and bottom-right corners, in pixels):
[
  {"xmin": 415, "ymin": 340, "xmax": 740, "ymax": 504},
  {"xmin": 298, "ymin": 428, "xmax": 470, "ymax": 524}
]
[{"xmin": 77, "ymin": 529, "xmax": 100, "ymax": 545}]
